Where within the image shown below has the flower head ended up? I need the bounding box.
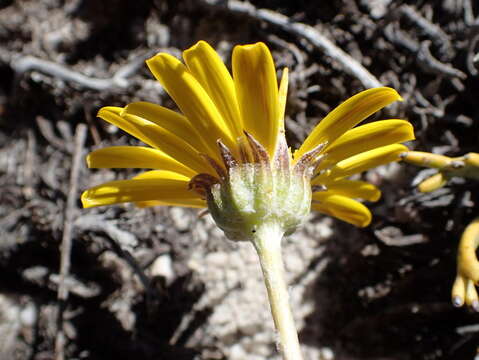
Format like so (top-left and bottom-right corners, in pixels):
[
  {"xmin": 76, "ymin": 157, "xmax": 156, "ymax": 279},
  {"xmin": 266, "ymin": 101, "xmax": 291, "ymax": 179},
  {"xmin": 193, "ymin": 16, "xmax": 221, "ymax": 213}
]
[{"xmin": 81, "ymin": 41, "xmax": 414, "ymax": 237}]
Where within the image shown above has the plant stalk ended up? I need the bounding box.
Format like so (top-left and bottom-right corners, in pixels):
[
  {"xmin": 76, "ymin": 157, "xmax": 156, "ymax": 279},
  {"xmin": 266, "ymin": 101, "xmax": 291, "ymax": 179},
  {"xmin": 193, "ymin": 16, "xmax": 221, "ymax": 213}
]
[{"xmin": 252, "ymin": 223, "xmax": 304, "ymax": 360}]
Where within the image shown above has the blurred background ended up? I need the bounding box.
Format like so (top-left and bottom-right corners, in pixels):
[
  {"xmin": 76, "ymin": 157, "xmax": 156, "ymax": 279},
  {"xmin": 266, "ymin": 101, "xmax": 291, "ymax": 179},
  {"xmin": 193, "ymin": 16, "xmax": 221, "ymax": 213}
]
[{"xmin": 0, "ymin": 0, "xmax": 478, "ymax": 359}]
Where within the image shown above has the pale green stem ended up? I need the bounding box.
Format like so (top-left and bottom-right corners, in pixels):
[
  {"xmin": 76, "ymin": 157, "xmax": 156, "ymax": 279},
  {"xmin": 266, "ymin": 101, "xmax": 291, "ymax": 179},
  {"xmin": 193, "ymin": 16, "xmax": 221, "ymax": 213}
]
[{"xmin": 252, "ymin": 223, "xmax": 304, "ymax": 360}]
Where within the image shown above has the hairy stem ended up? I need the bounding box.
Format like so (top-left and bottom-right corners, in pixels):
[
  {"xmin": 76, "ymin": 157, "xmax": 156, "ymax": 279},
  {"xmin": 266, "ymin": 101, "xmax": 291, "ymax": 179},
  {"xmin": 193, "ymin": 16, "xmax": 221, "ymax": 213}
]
[{"xmin": 252, "ymin": 223, "xmax": 304, "ymax": 360}]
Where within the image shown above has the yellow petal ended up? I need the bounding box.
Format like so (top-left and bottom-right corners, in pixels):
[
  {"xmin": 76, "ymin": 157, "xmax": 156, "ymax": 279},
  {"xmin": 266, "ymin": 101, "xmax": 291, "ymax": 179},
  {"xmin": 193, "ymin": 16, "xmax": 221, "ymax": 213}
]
[
  {"xmin": 316, "ymin": 180, "xmax": 381, "ymax": 202},
  {"xmin": 418, "ymin": 173, "xmax": 447, "ymax": 192},
  {"xmin": 132, "ymin": 170, "xmax": 190, "ymax": 181},
  {"xmin": 97, "ymin": 107, "xmax": 210, "ymax": 174},
  {"xmin": 183, "ymin": 41, "xmax": 242, "ymax": 139},
  {"xmin": 132, "ymin": 171, "xmax": 206, "ymax": 208},
  {"xmin": 314, "ymin": 144, "xmax": 408, "ymax": 184},
  {"xmin": 81, "ymin": 177, "xmax": 199, "ymax": 208},
  {"xmin": 146, "ymin": 53, "xmax": 235, "ymax": 155},
  {"xmin": 312, "ymin": 193, "xmax": 372, "ymax": 227},
  {"xmin": 123, "ymin": 102, "xmax": 209, "ymax": 154},
  {"xmin": 318, "ymin": 120, "xmax": 414, "ymax": 170},
  {"xmin": 99, "ymin": 106, "xmax": 146, "ymax": 144},
  {"xmin": 296, "ymin": 87, "xmax": 403, "ymax": 159},
  {"xmin": 86, "ymin": 146, "xmax": 196, "ymax": 177},
  {"xmin": 233, "ymin": 42, "xmax": 280, "ymax": 157},
  {"xmin": 135, "ymin": 198, "xmax": 206, "ymax": 208},
  {"xmin": 278, "ymin": 68, "xmax": 289, "ymax": 132}
]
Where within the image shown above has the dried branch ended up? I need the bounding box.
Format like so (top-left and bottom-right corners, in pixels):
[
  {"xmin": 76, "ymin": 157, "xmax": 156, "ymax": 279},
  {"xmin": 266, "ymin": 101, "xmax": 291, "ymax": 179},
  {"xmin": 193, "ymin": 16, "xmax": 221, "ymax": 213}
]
[
  {"xmin": 384, "ymin": 26, "xmax": 466, "ymax": 80},
  {"xmin": 36, "ymin": 116, "xmax": 71, "ymax": 153},
  {"xmin": 75, "ymin": 214, "xmax": 138, "ymax": 249},
  {"xmin": 383, "ymin": 24, "xmax": 419, "ymax": 53},
  {"xmin": 466, "ymin": 34, "xmax": 479, "ymax": 76},
  {"xmin": 417, "ymin": 41, "xmax": 467, "ymax": 80},
  {"xmin": 3, "ymin": 49, "xmax": 157, "ymax": 91},
  {"xmin": 55, "ymin": 123, "xmax": 87, "ymax": 360},
  {"xmin": 400, "ymin": 5, "xmax": 453, "ymax": 59},
  {"xmin": 199, "ymin": 0, "xmax": 382, "ymax": 88},
  {"xmin": 23, "ymin": 129, "xmax": 36, "ymax": 199},
  {"xmin": 464, "ymin": 0, "xmax": 475, "ymax": 25},
  {"xmin": 103, "ymin": 235, "xmax": 151, "ymax": 291},
  {"xmin": 75, "ymin": 215, "xmax": 149, "ymax": 289}
]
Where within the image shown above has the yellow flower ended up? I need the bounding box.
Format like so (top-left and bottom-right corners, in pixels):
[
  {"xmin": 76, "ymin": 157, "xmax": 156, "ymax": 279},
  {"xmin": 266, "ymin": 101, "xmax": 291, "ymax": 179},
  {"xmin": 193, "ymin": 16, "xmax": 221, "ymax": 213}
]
[
  {"xmin": 81, "ymin": 41, "xmax": 414, "ymax": 229},
  {"xmin": 81, "ymin": 41, "xmax": 415, "ymax": 358}
]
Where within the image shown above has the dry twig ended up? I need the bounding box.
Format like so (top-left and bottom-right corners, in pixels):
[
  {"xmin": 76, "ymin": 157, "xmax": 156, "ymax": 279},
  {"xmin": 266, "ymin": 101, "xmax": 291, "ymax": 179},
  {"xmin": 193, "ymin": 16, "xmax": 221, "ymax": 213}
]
[
  {"xmin": 400, "ymin": 5, "xmax": 453, "ymax": 59},
  {"xmin": 466, "ymin": 34, "xmax": 479, "ymax": 76},
  {"xmin": 75, "ymin": 215, "xmax": 149, "ymax": 289},
  {"xmin": 2, "ymin": 50, "xmax": 157, "ymax": 91},
  {"xmin": 36, "ymin": 116, "xmax": 71, "ymax": 153},
  {"xmin": 55, "ymin": 123, "xmax": 87, "ymax": 360},
  {"xmin": 383, "ymin": 26, "xmax": 466, "ymax": 80},
  {"xmin": 75, "ymin": 214, "xmax": 138, "ymax": 249},
  {"xmin": 417, "ymin": 41, "xmax": 467, "ymax": 80},
  {"xmin": 23, "ymin": 129, "xmax": 36, "ymax": 199}
]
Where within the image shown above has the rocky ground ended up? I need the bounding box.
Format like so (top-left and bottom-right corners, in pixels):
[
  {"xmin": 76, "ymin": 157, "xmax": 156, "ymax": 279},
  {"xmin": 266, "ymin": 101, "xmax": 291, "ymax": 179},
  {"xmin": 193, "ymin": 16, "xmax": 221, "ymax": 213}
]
[{"xmin": 1, "ymin": 0, "xmax": 479, "ymax": 359}]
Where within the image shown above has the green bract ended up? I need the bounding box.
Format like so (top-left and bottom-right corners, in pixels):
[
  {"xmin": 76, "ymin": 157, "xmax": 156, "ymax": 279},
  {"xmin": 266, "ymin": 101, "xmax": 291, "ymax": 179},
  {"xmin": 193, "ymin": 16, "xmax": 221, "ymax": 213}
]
[{"xmin": 190, "ymin": 133, "xmax": 323, "ymax": 242}]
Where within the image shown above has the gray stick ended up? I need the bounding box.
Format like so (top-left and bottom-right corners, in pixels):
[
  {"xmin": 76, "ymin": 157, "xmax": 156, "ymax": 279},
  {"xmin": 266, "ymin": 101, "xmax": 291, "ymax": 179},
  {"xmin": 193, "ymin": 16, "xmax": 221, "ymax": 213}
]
[{"xmin": 55, "ymin": 123, "xmax": 87, "ymax": 360}]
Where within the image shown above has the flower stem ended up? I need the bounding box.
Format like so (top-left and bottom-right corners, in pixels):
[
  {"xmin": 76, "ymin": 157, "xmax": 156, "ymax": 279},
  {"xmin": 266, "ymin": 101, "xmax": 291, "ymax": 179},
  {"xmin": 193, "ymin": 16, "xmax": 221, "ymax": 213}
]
[{"xmin": 252, "ymin": 223, "xmax": 304, "ymax": 360}]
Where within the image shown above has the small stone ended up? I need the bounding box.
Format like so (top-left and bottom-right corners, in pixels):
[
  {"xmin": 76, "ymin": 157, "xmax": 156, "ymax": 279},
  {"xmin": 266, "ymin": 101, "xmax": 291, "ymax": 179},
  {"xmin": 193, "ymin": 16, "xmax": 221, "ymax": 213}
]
[
  {"xmin": 150, "ymin": 254, "xmax": 174, "ymax": 284},
  {"xmin": 20, "ymin": 303, "xmax": 37, "ymax": 326},
  {"xmin": 320, "ymin": 347, "xmax": 335, "ymax": 360},
  {"xmin": 169, "ymin": 207, "xmax": 190, "ymax": 232},
  {"xmin": 207, "ymin": 252, "xmax": 229, "ymax": 267},
  {"xmin": 229, "ymin": 344, "xmax": 246, "ymax": 360}
]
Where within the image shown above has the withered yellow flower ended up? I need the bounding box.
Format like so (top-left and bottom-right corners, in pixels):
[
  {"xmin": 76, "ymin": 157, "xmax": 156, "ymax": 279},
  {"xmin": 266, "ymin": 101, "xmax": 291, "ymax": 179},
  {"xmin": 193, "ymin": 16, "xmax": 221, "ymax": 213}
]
[
  {"xmin": 402, "ymin": 151, "xmax": 479, "ymax": 192},
  {"xmin": 81, "ymin": 41, "xmax": 413, "ymax": 229},
  {"xmin": 402, "ymin": 151, "xmax": 479, "ymax": 310}
]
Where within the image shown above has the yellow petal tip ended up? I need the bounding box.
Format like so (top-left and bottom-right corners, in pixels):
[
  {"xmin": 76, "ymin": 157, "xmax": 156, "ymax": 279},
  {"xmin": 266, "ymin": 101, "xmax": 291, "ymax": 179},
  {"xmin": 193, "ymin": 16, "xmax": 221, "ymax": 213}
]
[
  {"xmin": 381, "ymin": 87, "xmax": 402, "ymax": 101},
  {"xmin": 97, "ymin": 106, "xmax": 122, "ymax": 118},
  {"xmin": 358, "ymin": 216, "xmax": 372, "ymax": 228},
  {"xmin": 394, "ymin": 91, "xmax": 404, "ymax": 102},
  {"xmin": 145, "ymin": 52, "xmax": 176, "ymax": 72},
  {"xmin": 236, "ymin": 41, "xmax": 265, "ymax": 50},
  {"xmin": 145, "ymin": 52, "xmax": 163, "ymax": 64},
  {"xmin": 233, "ymin": 42, "xmax": 270, "ymax": 58},
  {"xmin": 85, "ymin": 153, "xmax": 92, "ymax": 168},
  {"xmin": 370, "ymin": 190, "xmax": 382, "ymax": 202},
  {"xmin": 183, "ymin": 40, "xmax": 210, "ymax": 56},
  {"xmin": 80, "ymin": 190, "xmax": 93, "ymax": 209}
]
